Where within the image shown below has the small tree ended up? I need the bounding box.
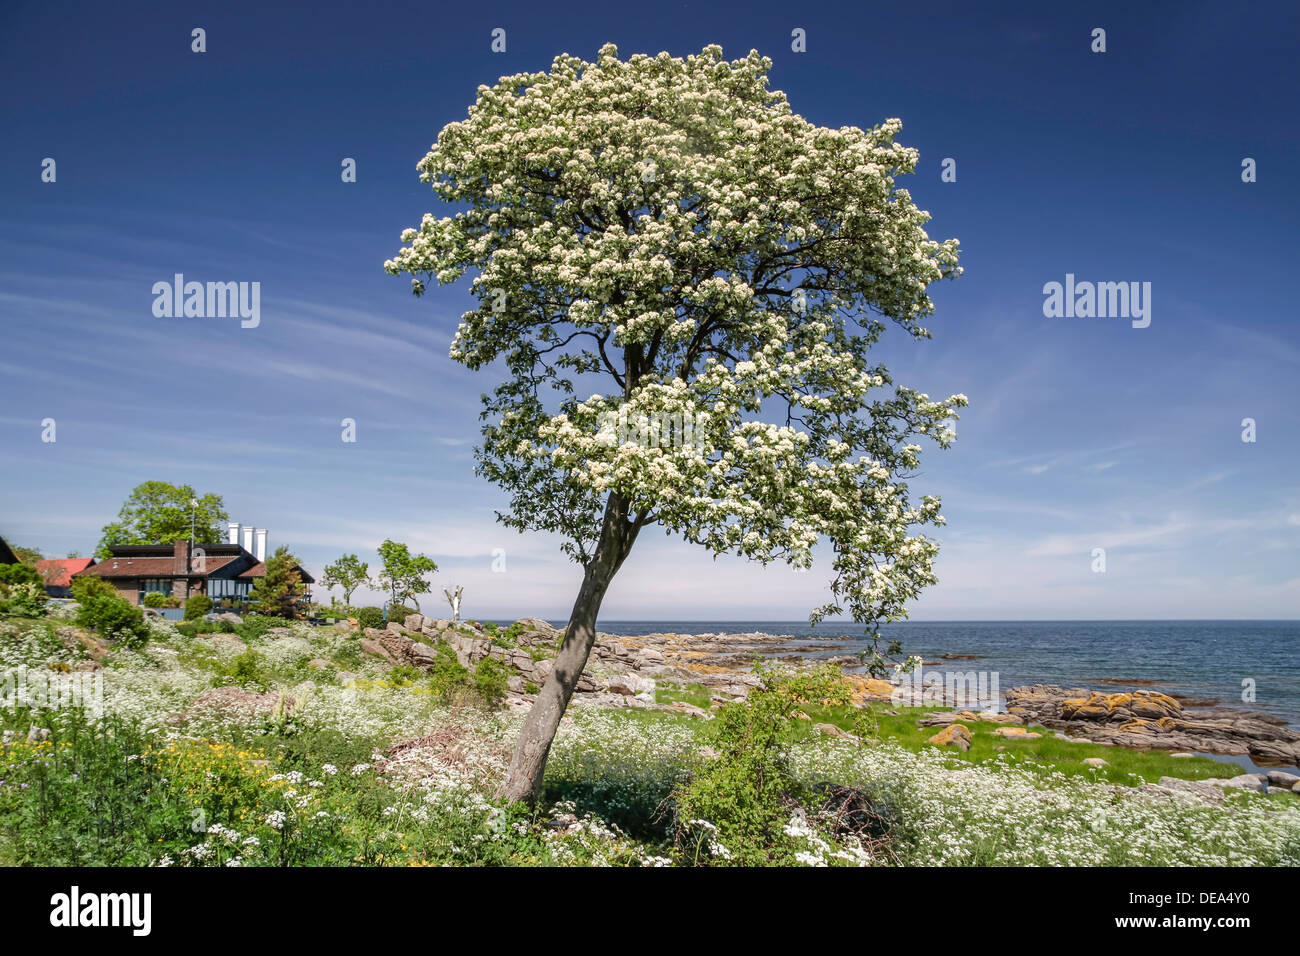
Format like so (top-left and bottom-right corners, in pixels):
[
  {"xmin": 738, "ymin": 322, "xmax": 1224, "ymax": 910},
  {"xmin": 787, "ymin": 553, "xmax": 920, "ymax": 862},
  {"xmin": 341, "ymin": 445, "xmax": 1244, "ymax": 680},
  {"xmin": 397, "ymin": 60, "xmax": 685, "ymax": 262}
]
[
  {"xmin": 321, "ymin": 553, "xmax": 370, "ymax": 605},
  {"xmin": 375, "ymin": 539, "xmax": 437, "ymax": 613},
  {"xmin": 248, "ymin": 547, "xmax": 309, "ymax": 619},
  {"xmin": 386, "ymin": 44, "xmax": 965, "ymax": 803}
]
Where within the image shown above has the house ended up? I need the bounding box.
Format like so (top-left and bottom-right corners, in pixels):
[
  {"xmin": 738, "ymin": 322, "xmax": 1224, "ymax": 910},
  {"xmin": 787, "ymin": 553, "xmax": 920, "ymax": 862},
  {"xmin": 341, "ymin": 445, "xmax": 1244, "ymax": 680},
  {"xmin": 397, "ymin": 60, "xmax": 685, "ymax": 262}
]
[
  {"xmin": 0, "ymin": 536, "xmax": 18, "ymax": 565},
  {"xmin": 72, "ymin": 524, "xmax": 313, "ymax": 609},
  {"xmin": 36, "ymin": 557, "xmax": 96, "ymax": 597}
]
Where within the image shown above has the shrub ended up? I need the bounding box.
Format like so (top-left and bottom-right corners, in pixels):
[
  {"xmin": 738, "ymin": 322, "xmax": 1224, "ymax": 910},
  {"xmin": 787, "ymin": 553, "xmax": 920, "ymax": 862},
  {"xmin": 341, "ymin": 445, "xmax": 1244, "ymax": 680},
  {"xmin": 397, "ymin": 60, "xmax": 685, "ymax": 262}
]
[
  {"xmin": 428, "ymin": 642, "xmax": 468, "ymax": 700},
  {"xmin": 387, "ymin": 664, "xmax": 423, "ymax": 686},
  {"xmin": 142, "ymin": 592, "xmax": 168, "ymax": 609},
  {"xmin": 235, "ymin": 615, "xmax": 291, "ymax": 642},
  {"xmin": 488, "ymin": 622, "xmax": 523, "ymax": 648},
  {"xmin": 212, "ymin": 649, "xmax": 266, "ymax": 689},
  {"xmin": 332, "ymin": 641, "xmax": 365, "ymax": 669},
  {"xmin": 0, "ymin": 564, "xmax": 48, "ymax": 617},
  {"xmin": 472, "ymin": 657, "xmax": 509, "ymax": 706},
  {"xmin": 671, "ymin": 663, "xmax": 852, "ymax": 866},
  {"xmin": 69, "ymin": 576, "xmax": 116, "ymax": 603},
  {"xmin": 75, "ymin": 592, "xmax": 149, "ymax": 648},
  {"xmin": 184, "ymin": 593, "xmax": 213, "ymax": 621},
  {"xmin": 356, "ymin": 607, "xmax": 384, "ymax": 630},
  {"xmin": 387, "ymin": 604, "xmax": 418, "ymax": 624}
]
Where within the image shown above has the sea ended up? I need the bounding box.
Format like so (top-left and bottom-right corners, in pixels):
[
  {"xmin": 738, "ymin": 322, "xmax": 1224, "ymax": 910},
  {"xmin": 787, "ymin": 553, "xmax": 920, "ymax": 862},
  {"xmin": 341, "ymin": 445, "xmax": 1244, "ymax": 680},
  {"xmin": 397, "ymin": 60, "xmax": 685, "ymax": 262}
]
[{"xmin": 558, "ymin": 620, "xmax": 1300, "ymax": 728}]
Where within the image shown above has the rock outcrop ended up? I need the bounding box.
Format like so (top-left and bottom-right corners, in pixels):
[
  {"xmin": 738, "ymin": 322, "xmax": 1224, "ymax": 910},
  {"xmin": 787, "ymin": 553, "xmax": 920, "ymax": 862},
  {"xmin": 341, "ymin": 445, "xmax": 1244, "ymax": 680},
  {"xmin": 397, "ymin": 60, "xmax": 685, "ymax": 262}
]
[{"xmin": 1005, "ymin": 684, "xmax": 1300, "ymax": 767}]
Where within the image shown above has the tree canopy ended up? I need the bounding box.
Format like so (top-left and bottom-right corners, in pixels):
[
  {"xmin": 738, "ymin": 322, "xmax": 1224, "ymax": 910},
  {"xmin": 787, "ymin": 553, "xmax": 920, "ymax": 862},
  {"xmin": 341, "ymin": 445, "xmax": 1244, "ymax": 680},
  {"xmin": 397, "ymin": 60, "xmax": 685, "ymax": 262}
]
[
  {"xmin": 385, "ymin": 43, "xmax": 965, "ymax": 800},
  {"xmin": 96, "ymin": 481, "xmax": 229, "ymax": 560},
  {"xmin": 375, "ymin": 540, "xmax": 437, "ymax": 614},
  {"xmin": 248, "ymin": 546, "xmax": 309, "ymax": 619},
  {"xmin": 321, "ymin": 553, "xmax": 370, "ymax": 606}
]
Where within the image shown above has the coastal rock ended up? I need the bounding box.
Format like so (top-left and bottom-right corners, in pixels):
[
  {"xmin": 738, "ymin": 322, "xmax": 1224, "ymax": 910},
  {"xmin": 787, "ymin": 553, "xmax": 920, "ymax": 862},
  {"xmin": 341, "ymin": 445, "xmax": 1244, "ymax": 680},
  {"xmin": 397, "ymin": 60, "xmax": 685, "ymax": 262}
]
[
  {"xmin": 608, "ymin": 673, "xmax": 655, "ymax": 697},
  {"xmin": 1060, "ymin": 690, "xmax": 1183, "ymax": 722},
  {"xmin": 1268, "ymin": 770, "xmax": 1300, "ymax": 788},
  {"xmin": 815, "ymin": 722, "xmax": 860, "ymax": 741},
  {"xmin": 360, "ymin": 638, "xmax": 395, "ymax": 662},
  {"xmin": 927, "ymin": 725, "xmax": 972, "ymax": 752},
  {"xmin": 993, "ymin": 727, "xmax": 1041, "ymax": 739},
  {"xmin": 1005, "ymin": 684, "xmax": 1300, "ymax": 767},
  {"xmin": 1134, "ymin": 777, "xmax": 1226, "ymax": 806},
  {"xmin": 1213, "ymin": 774, "xmax": 1267, "ymax": 792},
  {"xmin": 666, "ymin": 702, "xmax": 712, "ymax": 719},
  {"xmin": 1082, "ymin": 757, "xmax": 1109, "ymax": 767}
]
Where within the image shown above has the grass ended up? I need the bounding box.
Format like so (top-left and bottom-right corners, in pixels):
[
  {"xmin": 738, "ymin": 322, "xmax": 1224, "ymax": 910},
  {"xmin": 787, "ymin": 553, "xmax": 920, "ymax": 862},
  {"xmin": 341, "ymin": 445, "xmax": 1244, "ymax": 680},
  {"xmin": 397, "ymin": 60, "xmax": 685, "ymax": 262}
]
[
  {"xmin": 790, "ymin": 701, "xmax": 1300, "ymax": 801},
  {"xmin": 654, "ymin": 681, "xmax": 713, "ymax": 709},
  {"xmin": 645, "ymin": 682, "xmax": 1296, "ymax": 801}
]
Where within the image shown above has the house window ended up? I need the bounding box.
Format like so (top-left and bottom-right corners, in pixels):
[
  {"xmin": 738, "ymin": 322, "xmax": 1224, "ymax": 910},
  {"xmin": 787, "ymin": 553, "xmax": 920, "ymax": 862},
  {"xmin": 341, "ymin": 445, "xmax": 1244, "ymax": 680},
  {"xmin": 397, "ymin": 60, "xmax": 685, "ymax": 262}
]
[
  {"xmin": 140, "ymin": 578, "xmax": 172, "ymax": 596},
  {"xmin": 209, "ymin": 579, "xmax": 252, "ymax": 601}
]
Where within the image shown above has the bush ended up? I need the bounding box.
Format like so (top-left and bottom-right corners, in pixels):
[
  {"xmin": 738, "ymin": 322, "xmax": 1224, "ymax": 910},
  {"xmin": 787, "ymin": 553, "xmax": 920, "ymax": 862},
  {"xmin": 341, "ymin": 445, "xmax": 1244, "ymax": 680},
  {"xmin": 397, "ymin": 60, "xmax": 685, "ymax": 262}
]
[
  {"xmin": 472, "ymin": 657, "xmax": 509, "ymax": 706},
  {"xmin": 142, "ymin": 592, "xmax": 168, "ymax": 609},
  {"xmin": 387, "ymin": 604, "xmax": 418, "ymax": 624},
  {"xmin": 332, "ymin": 641, "xmax": 365, "ymax": 669},
  {"xmin": 212, "ymin": 649, "xmax": 266, "ymax": 690},
  {"xmin": 69, "ymin": 576, "xmax": 116, "ymax": 603},
  {"xmin": 671, "ymin": 663, "xmax": 852, "ymax": 866},
  {"xmin": 387, "ymin": 664, "xmax": 423, "ymax": 686},
  {"xmin": 235, "ymin": 615, "xmax": 291, "ymax": 642},
  {"xmin": 75, "ymin": 592, "xmax": 149, "ymax": 648},
  {"xmin": 487, "ymin": 621, "xmax": 524, "ymax": 648},
  {"xmin": 184, "ymin": 593, "xmax": 213, "ymax": 621},
  {"xmin": 356, "ymin": 607, "xmax": 384, "ymax": 630},
  {"xmin": 0, "ymin": 563, "xmax": 48, "ymax": 617},
  {"xmin": 428, "ymin": 642, "xmax": 468, "ymax": 700}
]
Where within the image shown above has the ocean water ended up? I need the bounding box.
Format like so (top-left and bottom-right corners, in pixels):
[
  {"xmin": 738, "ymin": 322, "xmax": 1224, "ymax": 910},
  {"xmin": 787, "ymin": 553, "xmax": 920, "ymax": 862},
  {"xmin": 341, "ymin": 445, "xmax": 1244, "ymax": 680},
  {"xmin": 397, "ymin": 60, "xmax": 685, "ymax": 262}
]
[{"xmin": 569, "ymin": 620, "xmax": 1300, "ymax": 726}]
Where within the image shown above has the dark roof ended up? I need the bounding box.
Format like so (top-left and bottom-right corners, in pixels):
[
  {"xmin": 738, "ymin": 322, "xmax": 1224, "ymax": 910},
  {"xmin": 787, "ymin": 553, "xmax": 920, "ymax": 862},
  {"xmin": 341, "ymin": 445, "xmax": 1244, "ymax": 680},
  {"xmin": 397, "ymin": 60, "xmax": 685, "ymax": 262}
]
[
  {"xmin": 238, "ymin": 561, "xmax": 316, "ymax": 584},
  {"xmin": 105, "ymin": 543, "xmax": 247, "ymax": 558},
  {"xmin": 36, "ymin": 558, "xmax": 96, "ymax": 587},
  {"xmin": 0, "ymin": 537, "xmax": 18, "ymax": 565},
  {"xmin": 76, "ymin": 554, "xmax": 248, "ymax": 579}
]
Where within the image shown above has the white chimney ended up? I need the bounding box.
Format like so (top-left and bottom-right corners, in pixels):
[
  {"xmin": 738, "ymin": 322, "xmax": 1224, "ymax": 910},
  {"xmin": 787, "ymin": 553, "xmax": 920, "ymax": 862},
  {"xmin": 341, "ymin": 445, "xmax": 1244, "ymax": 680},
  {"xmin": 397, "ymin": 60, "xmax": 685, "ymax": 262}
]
[
  {"xmin": 228, "ymin": 521, "xmax": 241, "ymax": 545},
  {"xmin": 255, "ymin": 529, "xmax": 267, "ymax": 562},
  {"xmin": 241, "ymin": 525, "xmax": 254, "ymax": 554}
]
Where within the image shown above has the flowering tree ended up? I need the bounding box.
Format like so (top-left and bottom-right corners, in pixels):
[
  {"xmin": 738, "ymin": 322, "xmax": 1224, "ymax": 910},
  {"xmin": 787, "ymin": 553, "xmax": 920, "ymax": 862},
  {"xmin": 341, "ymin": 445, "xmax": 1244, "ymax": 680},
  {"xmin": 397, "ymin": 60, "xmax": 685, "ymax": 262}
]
[{"xmin": 386, "ymin": 43, "xmax": 966, "ymax": 803}]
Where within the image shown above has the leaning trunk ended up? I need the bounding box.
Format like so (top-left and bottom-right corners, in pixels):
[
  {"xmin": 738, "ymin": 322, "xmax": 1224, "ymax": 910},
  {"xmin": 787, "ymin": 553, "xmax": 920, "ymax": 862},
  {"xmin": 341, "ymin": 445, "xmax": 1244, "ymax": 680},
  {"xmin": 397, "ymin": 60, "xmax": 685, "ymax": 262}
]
[{"xmin": 497, "ymin": 494, "xmax": 639, "ymax": 805}]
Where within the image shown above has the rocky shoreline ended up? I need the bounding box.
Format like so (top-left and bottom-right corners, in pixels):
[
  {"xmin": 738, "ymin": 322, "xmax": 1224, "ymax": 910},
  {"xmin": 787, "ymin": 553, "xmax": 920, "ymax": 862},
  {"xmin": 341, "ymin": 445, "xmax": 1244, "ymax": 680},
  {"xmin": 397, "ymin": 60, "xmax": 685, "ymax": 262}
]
[{"xmin": 347, "ymin": 615, "xmax": 1300, "ymax": 771}]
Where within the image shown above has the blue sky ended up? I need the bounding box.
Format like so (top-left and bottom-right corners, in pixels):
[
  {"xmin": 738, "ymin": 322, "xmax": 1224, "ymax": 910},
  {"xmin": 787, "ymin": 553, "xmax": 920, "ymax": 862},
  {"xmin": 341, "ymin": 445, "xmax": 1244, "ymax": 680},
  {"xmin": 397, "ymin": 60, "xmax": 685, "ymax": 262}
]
[{"xmin": 1, "ymin": 0, "xmax": 1297, "ymax": 621}]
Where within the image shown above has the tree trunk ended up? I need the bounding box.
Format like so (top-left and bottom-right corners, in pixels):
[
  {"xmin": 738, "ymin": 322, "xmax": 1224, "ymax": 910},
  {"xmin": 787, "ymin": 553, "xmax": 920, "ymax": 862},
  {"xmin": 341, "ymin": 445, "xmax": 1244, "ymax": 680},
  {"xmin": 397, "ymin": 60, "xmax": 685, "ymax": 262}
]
[{"xmin": 496, "ymin": 493, "xmax": 640, "ymax": 805}]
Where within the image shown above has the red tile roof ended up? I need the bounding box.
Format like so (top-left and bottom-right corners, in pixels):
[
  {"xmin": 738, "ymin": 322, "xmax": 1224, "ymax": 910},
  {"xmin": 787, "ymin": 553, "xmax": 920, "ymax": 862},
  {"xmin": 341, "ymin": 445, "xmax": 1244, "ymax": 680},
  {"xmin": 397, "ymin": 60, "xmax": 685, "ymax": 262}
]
[
  {"xmin": 76, "ymin": 555, "xmax": 243, "ymax": 578},
  {"xmin": 36, "ymin": 558, "xmax": 96, "ymax": 587}
]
